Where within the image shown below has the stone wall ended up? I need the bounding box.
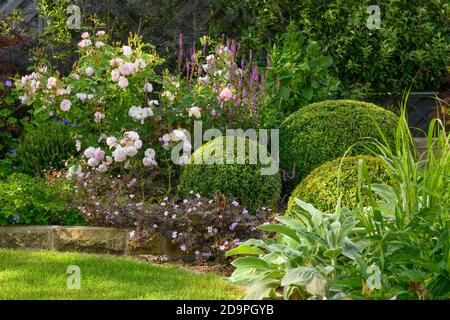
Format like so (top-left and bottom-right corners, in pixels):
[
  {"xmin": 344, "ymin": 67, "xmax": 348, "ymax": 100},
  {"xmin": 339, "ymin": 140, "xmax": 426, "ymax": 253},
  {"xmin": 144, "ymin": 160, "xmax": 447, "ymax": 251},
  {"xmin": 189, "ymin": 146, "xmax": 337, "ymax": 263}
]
[{"xmin": 0, "ymin": 226, "xmax": 182, "ymax": 256}]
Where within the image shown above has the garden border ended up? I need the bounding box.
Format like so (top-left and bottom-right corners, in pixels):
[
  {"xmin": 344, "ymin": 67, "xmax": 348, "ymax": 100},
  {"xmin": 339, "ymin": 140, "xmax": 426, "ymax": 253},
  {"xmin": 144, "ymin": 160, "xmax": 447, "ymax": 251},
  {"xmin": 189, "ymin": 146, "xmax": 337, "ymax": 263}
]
[{"xmin": 0, "ymin": 225, "xmax": 183, "ymax": 256}]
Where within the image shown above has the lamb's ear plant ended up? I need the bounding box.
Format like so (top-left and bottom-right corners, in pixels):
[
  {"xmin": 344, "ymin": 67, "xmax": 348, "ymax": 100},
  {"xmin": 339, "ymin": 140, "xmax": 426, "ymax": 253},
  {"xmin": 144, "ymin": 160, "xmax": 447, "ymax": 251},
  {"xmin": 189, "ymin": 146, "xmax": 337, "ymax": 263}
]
[{"xmin": 226, "ymin": 199, "xmax": 363, "ymax": 300}]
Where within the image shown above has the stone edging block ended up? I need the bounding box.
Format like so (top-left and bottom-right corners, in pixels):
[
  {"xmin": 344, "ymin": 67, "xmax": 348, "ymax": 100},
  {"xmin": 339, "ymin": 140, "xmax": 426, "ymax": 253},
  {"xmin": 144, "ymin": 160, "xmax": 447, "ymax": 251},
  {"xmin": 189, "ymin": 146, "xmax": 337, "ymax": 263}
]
[{"xmin": 0, "ymin": 226, "xmax": 182, "ymax": 256}]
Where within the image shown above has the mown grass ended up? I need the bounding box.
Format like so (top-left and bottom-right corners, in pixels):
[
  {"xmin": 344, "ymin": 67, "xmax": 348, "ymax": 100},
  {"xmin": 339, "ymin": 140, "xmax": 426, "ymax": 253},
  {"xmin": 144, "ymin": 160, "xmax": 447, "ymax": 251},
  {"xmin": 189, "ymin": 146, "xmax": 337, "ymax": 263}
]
[{"xmin": 0, "ymin": 249, "xmax": 243, "ymax": 300}]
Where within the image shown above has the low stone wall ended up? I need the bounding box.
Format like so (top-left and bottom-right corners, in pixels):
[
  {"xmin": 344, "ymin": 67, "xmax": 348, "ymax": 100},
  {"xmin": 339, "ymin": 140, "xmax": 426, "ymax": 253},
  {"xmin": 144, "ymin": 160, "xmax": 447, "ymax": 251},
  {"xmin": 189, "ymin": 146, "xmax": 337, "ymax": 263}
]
[{"xmin": 0, "ymin": 226, "xmax": 182, "ymax": 256}]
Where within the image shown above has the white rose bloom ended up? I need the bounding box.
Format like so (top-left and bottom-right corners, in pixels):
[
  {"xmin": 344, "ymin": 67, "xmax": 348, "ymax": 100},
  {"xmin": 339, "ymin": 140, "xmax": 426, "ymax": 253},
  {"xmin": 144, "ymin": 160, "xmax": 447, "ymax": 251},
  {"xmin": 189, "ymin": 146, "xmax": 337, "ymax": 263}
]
[
  {"xmin": 122, "ymin": 45, "xmax": 132, "ymax": 58},
  {"xmin": 125, "ymin": 146, "xmax": 138, "ymax": 157},
  {"xmin": 144, "ymin": 148, "xmax": 156, "ymax": 159},
  {"xmin": 87, "ymin": 157, "xmax": 99, "ymax": 167},
  {"xmin": 84, "ymin": 147, "xmax": 96, "ymax": 159},
  {"xmin": 106, "ymin": 136, "xmax": 117, "ymax": 148},
  {"xmin": 133, "ymin": 139, "xmax": 143, "ymax": 150},
  {"xmin": 188, "ymin": 106, "xmax": 201, "ymax": 119}
]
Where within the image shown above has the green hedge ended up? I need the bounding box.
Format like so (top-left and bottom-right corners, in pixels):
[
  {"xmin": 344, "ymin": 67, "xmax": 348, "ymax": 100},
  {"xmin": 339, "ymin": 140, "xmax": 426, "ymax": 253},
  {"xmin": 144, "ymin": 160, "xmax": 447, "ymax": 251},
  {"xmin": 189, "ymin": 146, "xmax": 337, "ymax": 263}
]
[
  {"xmin": 219, "ymin": 0, "xmax": 450, "ymax": 95},
  {"xmin": 178, "ymin": 136, "xmax": 281, "ymax": 211},
  {"xmin": 286, "ymin": 156, "xmax": 390, "ymax": 215},
  {"xmin": 280, "ymin": 100, "xmax": 398, "ymax": 191}
]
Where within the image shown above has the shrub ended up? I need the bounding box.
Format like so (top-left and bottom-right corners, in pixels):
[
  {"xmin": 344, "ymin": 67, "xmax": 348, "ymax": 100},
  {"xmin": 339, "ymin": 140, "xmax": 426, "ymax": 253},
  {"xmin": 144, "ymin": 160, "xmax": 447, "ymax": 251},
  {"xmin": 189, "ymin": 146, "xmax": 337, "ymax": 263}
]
[
  {"xmin": 280, "ymin": 100, "xmax": 398, "ymax": 191},
  {"xmin": 178, "ymin": 136, "xmax": 281, "ymax": 211},
  {"xmin": 286, "ymin": 156, "xmax": 390, "ymax": 214},
  {"xmin": 219, "ymin": 0, "xmax": 450, "ymax": 95},
  {"xmin": 18, "ymin": 121, "xmax": 77, "ymax": 173},
  {"xmin": 259, "ymin": 23, "xmax": 340, "ymax": 128},
  {"xmin": 73, "ymin": 177, "xmax": 274, "ymax": 261},
  {"xmin": 0, "ymin": 173, "xmax": 84, "ymax": 225}
]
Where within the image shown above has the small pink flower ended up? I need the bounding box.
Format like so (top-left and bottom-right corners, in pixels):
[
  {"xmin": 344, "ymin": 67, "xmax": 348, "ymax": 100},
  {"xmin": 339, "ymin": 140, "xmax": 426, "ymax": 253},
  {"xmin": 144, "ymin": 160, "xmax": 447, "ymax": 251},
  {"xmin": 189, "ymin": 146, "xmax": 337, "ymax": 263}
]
[
  {"xmin": 97, "ymin": 163, "xmax": 108, "ymax": 173},
  {"xmin": 94, "ymin": 112, "xmax": 105, "ymax": 123},
  {"xmin": 85, "ymin": 67, "xmax": 94, "ymax": 77},
  {"xmin": 111, "ymin": 69, "xmax": 120, "ymax": 82},
  {"xmin": 122, "ymin": 45, "xmax": 132, "ymax": 58},
  {"xmin": 96, "ymin": 30, "xmax": 106, "ymax": 36},
  {"xmin": 143, "ymin": 82, "xmax": 153, "ymax": 93},
  {"xmin": 118, "ymin": 62, "xmax": 135, "ymax": 76},
  {"xmin": 60, "ymin": 99, "xmax": 71, "ymax": 112},
  {"xmin": 47, "ymin": 77, "xmax": 57, "ymax": 89},
  {"xmin": 77, "ymin": 39, "xmax": 91, "ymax": 48},
  {"xmin": 219, "ymin": 87, "xmax": 232, "ymax": 101},
  {"xmin": 56, "ymin": 87, "xmax": 68, "ymax": 96},
  {"xmin": 118, "ymin": 76, "xmax": 129, "ymax": 89},
  {"xmin": 81, "ymin": 32, "xmax": 90, "ymax": 39}
]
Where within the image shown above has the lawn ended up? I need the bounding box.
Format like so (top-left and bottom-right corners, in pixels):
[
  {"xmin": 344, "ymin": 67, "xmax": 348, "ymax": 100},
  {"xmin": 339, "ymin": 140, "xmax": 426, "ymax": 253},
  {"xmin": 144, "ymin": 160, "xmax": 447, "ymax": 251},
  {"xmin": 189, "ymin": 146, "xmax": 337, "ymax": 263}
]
[{"xmin": 0, "ymin": 249, "xmax": 243, "ymax": 300}]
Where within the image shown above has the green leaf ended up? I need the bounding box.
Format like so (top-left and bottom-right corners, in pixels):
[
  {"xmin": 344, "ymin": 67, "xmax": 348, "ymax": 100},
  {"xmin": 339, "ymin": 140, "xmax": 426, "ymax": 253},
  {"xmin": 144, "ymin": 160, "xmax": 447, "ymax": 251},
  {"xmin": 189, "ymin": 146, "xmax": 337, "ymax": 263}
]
[
  {"xmin": 279, "ymin": 86, "xmax": 291, "ymax": 101},
  {"xmin": 301, "ymin": 87, "xmax": 313, "ymax": 101},
  {"xmin": 324, "ymin": 247, "xmax": 343, "ymax": 259},
  {"xmin": 231, "ymin": 257, "xmax": 273, "ymax": 270},
  {"xmin": 243, "ymin": 278, "xmax": 280, "ymax": 300},
  {"xmin": 226, "ymin": 245, "xmax": 265, "ymax": 257},
  {"xmin": 281, "ymin": 267, "xmax": 317, "ymax": 286},
  {"xmin": 258, "ymin": 224, "xmax": 301, "ymax": 242}
]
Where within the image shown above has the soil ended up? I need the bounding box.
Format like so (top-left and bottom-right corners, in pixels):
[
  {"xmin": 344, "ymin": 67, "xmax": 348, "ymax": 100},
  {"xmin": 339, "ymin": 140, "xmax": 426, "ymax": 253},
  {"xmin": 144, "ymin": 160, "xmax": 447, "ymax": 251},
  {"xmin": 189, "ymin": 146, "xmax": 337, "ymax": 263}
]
[{"xmin": 133, "ymin": 255, "xmax": 235, "ymax": 276}]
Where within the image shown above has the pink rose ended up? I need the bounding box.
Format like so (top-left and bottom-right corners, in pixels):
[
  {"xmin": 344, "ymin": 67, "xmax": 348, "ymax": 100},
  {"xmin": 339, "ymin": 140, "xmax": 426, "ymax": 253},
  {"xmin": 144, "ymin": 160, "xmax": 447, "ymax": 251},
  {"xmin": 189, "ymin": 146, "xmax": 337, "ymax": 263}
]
[
  {"xmin": 219, "ymin": 87, "xmax": 232, "ymax": 101},
  {"xmin": 94, "ymin": 149, "xmax": 105, "ymax": 161},
  {"xmin": 81, "ymin": 32, "xmax": 90, "ymax": 39},
  {"xmin": 85, "ymin": 67, "xmax": 94, "ymax": 77},
  {"xmin": 111, "ymin": 69, "xmax": 120, "ymax": 82},
  {"xmin": 94, "ymin": 112, "xmax": 105, "ymax": 123},
  {"xmin": 96, "ymin": 30, "xmax": 106, "ymax": 36},
  {"xmin": 60, "ymin": 99, "xmax": 71, "ymax": 112},
  {"xmin": 118, "ymin": 76, "xmax": 129, "ymax": 89},
  {"xmin": 118, "ymin": 62, "xmax": 135, "ymax": 76},
  {"xmin": 77, "ymin": 39, "xmax": 91, "ymax": 48},
  {"xmin": 47, "ymin": 77, "xmax": 57, "ymax": 89},
  {"xmin": 122, "ymin": 45, "xmax": 132, "ymax": 58},
  {"xmin": 143, "ymin": 82, "xmax": 153, "ymax": 93}
]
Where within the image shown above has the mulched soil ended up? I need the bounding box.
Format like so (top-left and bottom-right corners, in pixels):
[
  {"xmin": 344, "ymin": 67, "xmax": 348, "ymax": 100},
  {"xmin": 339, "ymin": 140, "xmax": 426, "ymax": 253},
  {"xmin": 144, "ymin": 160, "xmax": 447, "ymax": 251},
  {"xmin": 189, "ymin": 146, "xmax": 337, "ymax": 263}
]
[{"xmin": 133, "ymin": 255, "xmax": 235, "ymax": 277}]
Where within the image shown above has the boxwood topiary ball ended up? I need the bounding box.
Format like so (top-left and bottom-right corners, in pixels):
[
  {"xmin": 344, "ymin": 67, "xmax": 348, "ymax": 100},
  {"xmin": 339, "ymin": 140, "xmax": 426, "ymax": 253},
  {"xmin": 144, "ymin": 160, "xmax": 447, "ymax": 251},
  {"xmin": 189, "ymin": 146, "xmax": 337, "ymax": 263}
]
[
  {"xmin": 178, "ymin": 136, "xmax": 281, "ymax": 211},
  {"xmin": 280, "ymin": 100, "xmax": 398, "ymax": 192},
  {"xmin": 286, "ymin": 155, "xmax": 390, "ymax": 215}
]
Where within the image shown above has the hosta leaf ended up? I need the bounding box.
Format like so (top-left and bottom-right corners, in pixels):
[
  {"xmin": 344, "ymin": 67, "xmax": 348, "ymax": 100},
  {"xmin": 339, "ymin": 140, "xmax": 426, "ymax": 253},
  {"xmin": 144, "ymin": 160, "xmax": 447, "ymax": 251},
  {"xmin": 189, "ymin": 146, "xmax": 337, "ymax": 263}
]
[
  {"xmin": 226, "ymin": 245, "xmax": 265, "ymax": 257},
  {"xmin": 231, "ymin": 257, "xmax": 273, "ymax": 270}
]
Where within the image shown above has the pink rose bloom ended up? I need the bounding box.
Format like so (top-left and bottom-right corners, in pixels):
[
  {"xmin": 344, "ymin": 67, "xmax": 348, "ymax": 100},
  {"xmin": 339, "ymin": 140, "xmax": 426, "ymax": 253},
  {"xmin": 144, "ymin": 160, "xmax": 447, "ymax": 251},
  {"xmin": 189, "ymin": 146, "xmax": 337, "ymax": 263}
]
[
  {"xmin": 94, "ymin": 148, "xmax": 105, "ymax": 161},
  {"xmin": 111, "ymin": 69, "xmax": 120, "ymax": 82},
  {"xmin": 96, "ymin": 30, "xmax": 106, "ymax": 36},
  {"xmin": 219, "ymin": 87, "xmax": 232, "ymax": 101},
  {"xmin": 85, "ymin": 67, "xmax": 94, "ymax": 77},
  {"xmin": 143, "ymin": 82, "xmax": 153, "ymax": 93},
  {"xmin": 77, "ymin": 39, "xmax": 91, "ymax": 48},
  {"xmin": 109, "ymin": 58, "xmax": 123, "ymax": 67},
  {"xmin": 47, "ymin": 77, "xmax": 57, "ymax": 89},
  {"xmin": 56, "ymin": 87, "xmax": 69, "ymax": 96},
  {"xmin": 97, "ymin": 163, "xmax": 108, "ymax": 173},
  {"xmin": 60, "ymin": 99, "xmax": 71, "ymax": 112},
  {"xmin": 81, "ymin": 32, "xmax": 90, "ymax": 39},
  {"xmin": 122, "ymin": 45, "xmax": 132, "ymax": 58},
  {"xmin": 161, "ymin": 134, "xmax": 171, "ymax": 143},
  {"xmin": 94, "ymin": 112, "xmax": 105, "ymax": 123},
  {"xmin": 118, "ymin": 62, "xmax": 135, "ymax": 76},
  {"xmin": 118, "ymin": 76, "xmax": 129, "ymax": 89},
  {"xmin": 106, "ymin": 136, "xmax": 117, "ymax": 148}
]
